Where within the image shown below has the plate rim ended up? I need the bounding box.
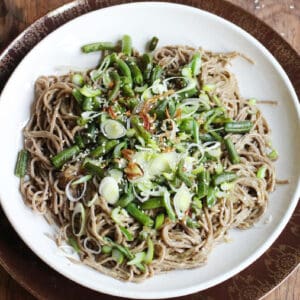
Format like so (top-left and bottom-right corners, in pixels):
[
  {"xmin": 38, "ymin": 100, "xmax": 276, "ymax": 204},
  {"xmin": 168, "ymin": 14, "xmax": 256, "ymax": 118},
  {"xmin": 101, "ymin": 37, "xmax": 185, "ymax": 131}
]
[{"xmin": 0, "ymin": 0, "xmax": 299, "ymax": 299}]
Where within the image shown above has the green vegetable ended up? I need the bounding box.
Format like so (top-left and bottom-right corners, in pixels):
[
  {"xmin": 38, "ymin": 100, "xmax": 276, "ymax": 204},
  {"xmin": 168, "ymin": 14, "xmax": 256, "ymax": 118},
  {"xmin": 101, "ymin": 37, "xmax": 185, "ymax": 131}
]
[
  {"xmin": 224, "ymin": 121, "xmax": 253, "ymax": 133},
  {"xmin": 119, "ymin": 226, "xmax": 134, "ymax": 241},
  {"xmin": 162, "ymin": 190, "xmax": 176, "ymax": 221},
  {"xmin": 72, "ymin": 73, "xmax": 84, "ymax": 87},
  {"xmin": 148, "ymin": 36, "xmax": 159, "ymax": 51},
  {"xmin": 112, "ymin": 248, "xmax": 124, "ymax": 264},
  {"xmin": 68, "ymin": 237, "xmax": 80, "ymax": 253},
  {"xmin": 71, "ymin": 175, "xmax": 92, "ymax": 186},
  {"xmin": 108, "ymin": 71, "xmax": 121, "ymax": 101},
  {"xmin": 82, "ymin": 97, "xmax": 94, "ymax": 111},
  {"xmin": 197, "ymin": 171, "xmax": 210, "ymax": 199},
  {"xmin": 127, "ymin": 59, "xmax": 143, "ymax": 85},
  {"xmin": 102, "ymin": 245, "xmax": 112, "ymax": 254},
  {"xmin": 116, "ymin": 186, "xmax": 135, "ymax": 207},
  {"xmin": 90, "ymin": 140, "xmax": 118, "ymax": 158},
  {"xmin": 257, "ymin": 165, "xmax": 267, "ymax": 179},
  {"xmin": 104, "ymin": 237, "xmax": 134, "ymax": 259},
  {"xmin": 80, "ymin": 85, "xmax": 101, "ymax": 97},
  {"xmin": 212, "ymin": 172, "xmax": 237, "ymax": 186},
  {"xmin": 268, "ymin": 149, "xmax": 278, "ymax": 160},
  {"xmin": 206, "ymin": 187, "xmax": 217, "ymax": 208},
  {"xmin": 82, "ymin": 158, "xmax": 104, "ymax": 177},
  {"xmin": 15, "ymin": 150, "xmax": 28, "ymax": 178},
  {"xmin": 190, "ymin": 53, "xmax": 201, "ymax": 77},
  {"xmin": 186, "ymin": 217, "xmax": 200, "ymax": 229},
  {"xmin": 150, "ymin": 65, "xmax": 163, "ymax": 84},
  {"xmin": 51, "ymin": 145, "xmax": 80, "ymax": 169},
  {"xmin": 126, "ymin": 203, "xmax": 154, "ymax": 227},
  {"xmin": 122, "ymin": 34, "xmax": 132, "ymax": 56},
  {"xmin": 141, "ymin": 53, "xmax": 153, "ymax": 81},
  {"xmin": 154, "ymin": 213, "xmax": 165, "ymax": 229},
  {"xmin": 224, "ymin": 137, "xmax": 240, "ymax": 164},
  {"xmin": 131, "ymin": 116, "xmax": 151, "ymax": 143},
  {"xmin": 81, "ymin": 42, "xmax": 115, "ymax": 53},
  {"xmin": 127, "ymin": 252, "xmax": 146, "ymax": 265},
  {"xmin": 144, "ymin": 237, "xmax": 154, "ymax": 264},
  {"xmin": 141, "ymin": 198, "xmax": 163, "ymax": 210},
  {"xmin": 74, "ymin": 134, "xmax": 86, "ymax": 149},
  {"xmin": 72, "ymin": 88, "xmax": 84, "ymax": 105},
  {"xmin": 177, "ymin": 159, "xmax": 192, "ymax": 187}
]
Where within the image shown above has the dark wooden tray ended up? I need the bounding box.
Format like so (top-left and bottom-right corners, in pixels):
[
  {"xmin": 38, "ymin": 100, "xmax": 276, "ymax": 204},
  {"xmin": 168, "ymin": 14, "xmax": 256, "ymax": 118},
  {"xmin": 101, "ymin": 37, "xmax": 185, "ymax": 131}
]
[{"xmin": 0, "ymin": 1, "xmax": 299, "ymax": 299}]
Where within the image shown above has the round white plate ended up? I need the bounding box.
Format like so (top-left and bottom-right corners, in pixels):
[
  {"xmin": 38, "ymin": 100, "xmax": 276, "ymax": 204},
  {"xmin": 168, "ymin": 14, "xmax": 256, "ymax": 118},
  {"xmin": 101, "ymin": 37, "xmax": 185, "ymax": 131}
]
[{"xmin": 0, "ymin": 2, "xmax": 299, "ymax": 299}]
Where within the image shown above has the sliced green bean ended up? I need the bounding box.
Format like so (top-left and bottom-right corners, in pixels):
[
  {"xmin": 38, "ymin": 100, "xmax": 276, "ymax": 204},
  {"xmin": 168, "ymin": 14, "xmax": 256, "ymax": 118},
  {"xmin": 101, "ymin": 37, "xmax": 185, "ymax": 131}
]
[
  {"xmin": 131, "ymin": 116, "xmax": 151, "ymax": 143},
  {"xmin": 154, "ymin": 213, "xmax": 165, "ymax": 229},
  {"xmin": 15, "ymin": 150, "xmax": 29, "ymax": 178},
  {"xmin": 148, "ymin": 36, "xmax": 159, "ymax": 51},
  {"xmin": 186, "ymin": 217, "xmax": 200, "ymax": 229},
  {"xmin": 206, "ymin": 187, "xmax": 217, "ymax": 208},
  {"xmin": 224, "ymin": 121, "xmax": 253, "ymax": 133},
  {"xmin": 81, "ymin": 42, "xmax": 115, "ymax": 53},
  {"xmin": 74, "ymin": 134, "xmax": 86, "ymax": 149},
  {"xmin": 144, "ymin": 237, "xmax": 154, "ymax": 264},
  {"xmin": 162, "ymin": 191, "xmax": 176, "ymax": 222},
  {"xmin": 119, "ymin": 226, "xmax": 134, "ymax": 241},
  {"xmin": 141, "ymin": 53, "xmax": 153, "ymax": 81},
  {"xmin": 224, "ymin": 137, "xmax": 240, "ymax": 164},
  {"xmin": 72, "ymin": 73, "xmax": 84, "ymax": 87},
  {"xmin": 122, "ymin": 35, "xmax": 132, "ymax": 56},
  {"xmin": 126, "ymin": 203, "xmax": 154, "ymax": 227},
  {"xmin": 82, "ymin": 158, "xmax": 104, "ymax": 177},
  {"xmin": 51, "ymin": 145, "xmax": 80, "ymax": 169},
  {"xmin": 257, "ymin": 165, "xmax": 267, "ymax": 179},
  {"xmin": 192, "ymin": 119, "xmax": 200, "ymax": 144},
  {"xmin": 197, "ymin": 170, "xmax": 210, "ymax": 199},
  {"xmin": 116, "ymin": 59, "xmax": 132, "ymax": 86},
  {"xmin": 72, "ymin": 88, "xmax": 84, "ymax": 105},
  {"xmin": 79, "ymin": 85, "xmax": 101, "ymax": 98},
  {"xmin": 150, "ymin": 65, "xmax": 163, "ymax": 84},
  {"xmin": 113, "ymin": 141, "xmax": 127, "ymax": 158},
  {"xmin": 190, "ymin": 53, "xmax": 201, "ymax": 77},
  {"xmin": 127, "ymin": 59, "xmax": 143, "ymax": 85},
  {"xmin": 212, "ymin": 172, "xmax": 237, "ymax": 186},
  {"xmin": 108, "ymin": 71, "xmax": 121, "ymax": 101},
  {"xmin": 90, "ymin": 140, "xmax": 118, "ymax": 158},
  {"xmin": 116, "ymin": 186, "xmax": 134, "ymax": 208},
  {"xmin": 82, "ymin": 97, "xmax": 94, "ymax": 111},
  {"xmin": 141, "ymin": 197, "xmax": 163, "ymax": 210},
  {"xmin": 102, "ymin": 245, "xmax": 112, "ymax": 254}
]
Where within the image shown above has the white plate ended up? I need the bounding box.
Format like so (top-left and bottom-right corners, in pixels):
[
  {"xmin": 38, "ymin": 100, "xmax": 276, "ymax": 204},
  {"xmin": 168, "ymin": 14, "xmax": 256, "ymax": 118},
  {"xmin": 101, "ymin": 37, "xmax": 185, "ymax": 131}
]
[{"xmin": 0, "ymin": 2, "xmax": 299, "ymax": 299}]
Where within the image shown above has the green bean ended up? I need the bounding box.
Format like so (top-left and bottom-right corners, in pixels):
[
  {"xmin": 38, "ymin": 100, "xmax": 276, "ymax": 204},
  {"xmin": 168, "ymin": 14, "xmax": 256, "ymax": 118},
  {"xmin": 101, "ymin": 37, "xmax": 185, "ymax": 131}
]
[
  {"xmin": 176, "ymin": 86, "xmax": 198, "ymax": 101},
  {"xmin": 168, "ymin": 100, "xmax": 176, "ymax": 117},
  {"xmin": 179, "ymin": 118, "xmax": 193, "ymax": 133},
  {"xmin": 144, "ymin": 237, "xmax": 154, "ymax": 264},
  {"xmin": 199, "ymin": 133, "xmax": 216, "ymax": 142},
  {"xmin": 162, "ymin": 191, "xmax": 176, "ymax": 221},
  {"xmin": 72, "ymin": 88, "xmax": 84, "ymax": 105},
  {"xmin": 148, "ymin": 36, "xmax": 159, "ymax": 51},
  {"xmin": 122, "ymin": 35, "xmax": 132, "ymax": 56},
  {"xmin": 257, "ymin": 165, "xmax": 267, "ymax": 179},
  {"xmin": 71, "ymin": 174, "xmax": 92, "ymax": 186},
  {"xmin": 90, "ymin": 140, "xmax": 118, "ymax": 158},
  {"xmin": 126, "ymin": 203, "xmax": 154, "ymax": 227},
  {"xmin": 79, "ymin": 85, "xmax": 101, "ymax": 98},
  {"xmin": 72, "ymin": 73, "xmax": 84, "ymax": 87},
  {"xmin": 141, "ymin": 197, "xmax": 163, "ymax": 210},
  {"xmin": 83, "ymin": 158, "xmax": 104, "ymax": 177},
  {"xmin": 82, "ymin": 97, "xmax": 94, "ymax": 111},
  {"xmin": 212, "ymin": 172, "xmax": 237, "ymax": 186},
  {"xmin": 122, "ymin": 84, "xmax": 135, "ymax": 97},
  {"xmin": 86, "ymin": 123, "xmax": 97, "ymax": 141},
  {"xmin": 150, "ymin": 65, "xmax": 163, "ymax": 84},
  {"xmin": 116, "ymin": 186, "xmax": 134, "ymax": 208},
  {"xmin": 197, "ymin": 170, "xmax": 210, "ymax": 199},
  {"xmin": 154, "ymin": 213, "xmax": 165, "ymax": 229},
  {"xmin": 224, "ymin": 137, "xmax": 240, "ymax": 164},
  {"xmin": 224, "ymin": 121, "xmax": 253, "ymax": 133},
  {"xmin": 15, "ymin": 150, "xmax": 29, "ymax": 178},
  {"xmin": 51, "ymin": 145, "xmax": 80, "ymax": 169},
  {"xmin": 108, "ymin": 71, "xmax": 121, "ymax": 101},
  {"xmin": 155, "ymin": 99, "xmax": 168, "ymax": 120},
  {"xmin": 111, "ymin": 248, "xmax": 124, "ymax": 264},
  {"xmin": 212, "ymin": 116, "xmax": 232, "ymax": 124},
  {"xmin": 206, "ymin": 186, "xmax": 217, "ymax": 208},
  {"xmin": 116, "ymin": 59, "xmax": 132, "ymax": 86},
  {"xmin": 127, "ymin": 60, "xmax": 143, "ymax": 85},
  {"xmin": 203, "ymin": 107, "xmax": 224, "ymax": 132},
  {"xmin": 81, "ymin": 42, "xmax": 115, "ymax": 53},
  {"xmin": 190, "ymin": 53, "xmax": 201, "ymax": 77},
  {"xmin": 74, "ymin": 134, "xmax": 86, "ymax": 149},
  {"xmin": 210, "ymin": 131, "xmax": 223, "ymax": 142},
  {"xmin": 131, "ymin": 116, "xmax": 151, "ymax": 143},
  {"xmin": 141, "ymin": 53, "xmax": 153, "ymax": 81},
  {"xmin": 177, "ymin": 159, "xmax": 192, "ymax": 187}
]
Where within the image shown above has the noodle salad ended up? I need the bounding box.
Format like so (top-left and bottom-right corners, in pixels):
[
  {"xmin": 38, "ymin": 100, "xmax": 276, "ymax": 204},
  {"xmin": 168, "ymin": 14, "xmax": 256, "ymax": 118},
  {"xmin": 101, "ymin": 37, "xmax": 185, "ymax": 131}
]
[{"xmin": 15, "ymin": 35, "xmax": 277, "ymax": 282}]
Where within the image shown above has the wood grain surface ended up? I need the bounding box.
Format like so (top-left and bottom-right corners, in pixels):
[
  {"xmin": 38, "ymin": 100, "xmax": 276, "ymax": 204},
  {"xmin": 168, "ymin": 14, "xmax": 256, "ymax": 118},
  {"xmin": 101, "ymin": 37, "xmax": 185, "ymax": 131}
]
[{"xmin": 0, "ymin": 0, "xmax": 299, "ymax": 299}]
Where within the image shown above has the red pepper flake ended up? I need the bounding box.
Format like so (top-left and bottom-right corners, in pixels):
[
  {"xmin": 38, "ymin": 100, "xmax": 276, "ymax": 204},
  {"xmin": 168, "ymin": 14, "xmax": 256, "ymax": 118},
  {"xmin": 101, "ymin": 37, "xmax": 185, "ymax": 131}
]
[{"xmin": 140, "ymin": 112, "xmax": 151, "ymax": 131}]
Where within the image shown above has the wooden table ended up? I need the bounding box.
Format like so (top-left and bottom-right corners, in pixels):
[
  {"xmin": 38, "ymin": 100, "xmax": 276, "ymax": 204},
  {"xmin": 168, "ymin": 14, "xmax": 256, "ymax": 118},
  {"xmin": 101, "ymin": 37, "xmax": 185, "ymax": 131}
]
[{"xmin": 0, "ymin": 0, "xmax": 299, "ymax": 299}]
